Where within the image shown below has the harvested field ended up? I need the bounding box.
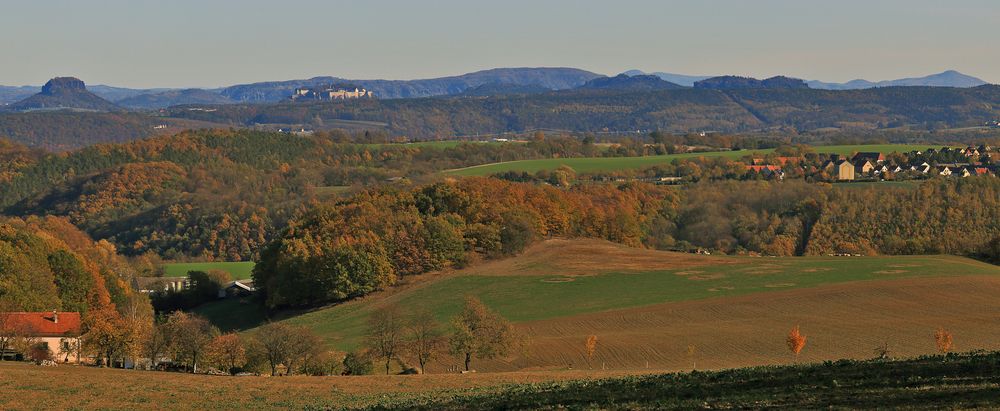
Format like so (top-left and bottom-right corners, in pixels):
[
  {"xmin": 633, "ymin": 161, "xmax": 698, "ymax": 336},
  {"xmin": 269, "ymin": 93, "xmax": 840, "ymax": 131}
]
[{"xmin": 513, "ymin": 275, "xmax": 1000, "ymax": 372}]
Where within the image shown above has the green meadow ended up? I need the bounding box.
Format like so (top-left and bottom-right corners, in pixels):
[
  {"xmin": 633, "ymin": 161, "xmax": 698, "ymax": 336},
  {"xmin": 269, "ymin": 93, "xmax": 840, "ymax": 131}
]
[
  {"xmin": 162, "ymin": 261, "xmax": 256, "ymax": 280},
  {"xmin": 443, "ymin": 144, "xmax": 943, "ymax": 176},
  {"xmin": 268, "ymin": 254, "xmax": 999, "ymax": 351}
]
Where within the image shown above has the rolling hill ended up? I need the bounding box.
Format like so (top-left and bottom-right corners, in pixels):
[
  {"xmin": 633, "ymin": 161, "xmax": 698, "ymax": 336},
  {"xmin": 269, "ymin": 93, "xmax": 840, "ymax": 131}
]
[
  {"xmin": 240, "ymin": 238, "xmax": 1000, "ymax": 373},
  {"xmin": 116, "ymin": 88, "xmax": 234, "ymax": 109}
]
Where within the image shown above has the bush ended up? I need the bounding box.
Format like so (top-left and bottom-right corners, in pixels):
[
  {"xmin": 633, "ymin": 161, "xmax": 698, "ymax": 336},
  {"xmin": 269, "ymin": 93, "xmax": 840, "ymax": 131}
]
[{"xmin": 342, "ymin": 351, "xmax": 373, "ymax": 375}]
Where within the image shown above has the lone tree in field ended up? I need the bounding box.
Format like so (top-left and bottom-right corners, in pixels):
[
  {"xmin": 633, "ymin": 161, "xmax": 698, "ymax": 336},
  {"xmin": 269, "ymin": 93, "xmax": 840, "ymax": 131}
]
[
  {"xmin": 253, "ymin": 322, "xmax": 293, "ymax": 376},
  {"xmin": 449, "ymin": 296, "xmax": 515, "ymax": 372},
  {"xmin": 407, "ymin": 308, "xmax": 444, "ymax": 373},
  {"xmin": 935, "ymin": 328, "xmax": 953, "ymax": 354},
  {"xmin": 786, "ymin": 325, "xmax": 807, "ymax": 361},
  {"xmin": 207, "ymin": 333, "xmax": 246, "ymax": 375},
  {"xmin": 365, "ymin": 305, "xmax": 405, "ymax": 375},
  {"xmin": 165, "ymin": 311, "xmax": 219, "ymax": 373},
  {"xmin": 585, "ymin": 335, "xmax": 598, "ymax": 369}
]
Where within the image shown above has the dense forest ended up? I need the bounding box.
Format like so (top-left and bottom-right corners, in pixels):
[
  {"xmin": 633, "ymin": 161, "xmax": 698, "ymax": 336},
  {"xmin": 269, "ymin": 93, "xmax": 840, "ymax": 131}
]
[
  {"xmin": 3, "ymin": 128, "xmax": 999, "ymax": 264},
  {"xmin": 0, "ymin": 112, "xmax": 160, "ymax": 150},
  {"xmin": 253, "ymin": 177, "xmax": 1000, "ymax": 308},
  {"xmin": 0, "ymin": 216, "xmax": 144, "ymax": 313},
  {"xmin": 3, "ymin": 129, "xmax": 709, "ymax": 260}
]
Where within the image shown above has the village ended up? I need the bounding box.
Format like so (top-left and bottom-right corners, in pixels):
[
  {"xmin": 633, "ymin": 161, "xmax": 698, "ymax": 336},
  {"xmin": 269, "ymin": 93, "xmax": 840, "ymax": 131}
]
[{"xmin": 746, "ymin": 145, "xmax": 998, "ymax": 182}]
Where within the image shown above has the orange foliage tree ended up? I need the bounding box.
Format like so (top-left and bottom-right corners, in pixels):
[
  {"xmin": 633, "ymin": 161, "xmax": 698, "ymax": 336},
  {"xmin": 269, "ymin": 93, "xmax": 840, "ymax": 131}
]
[
  {"xmin": 585, "ymin": 335, "xmax": 598, "ymax": 369},
  {"xmin": 935, "ymin": 328, "xmax": 953, "ymax": 354},
  {"xmin": 786, "ymin": 325, "xmax": 807, "ymax": 361}
]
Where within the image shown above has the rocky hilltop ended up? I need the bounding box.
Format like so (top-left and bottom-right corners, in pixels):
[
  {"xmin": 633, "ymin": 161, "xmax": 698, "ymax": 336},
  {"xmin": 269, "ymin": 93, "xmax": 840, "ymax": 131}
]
[{"xmin": 6, "ymin": 77, "xmax": 120, "ymax": 112}]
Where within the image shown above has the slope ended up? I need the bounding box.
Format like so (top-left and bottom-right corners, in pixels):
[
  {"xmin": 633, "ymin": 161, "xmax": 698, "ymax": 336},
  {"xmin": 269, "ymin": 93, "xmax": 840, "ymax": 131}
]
[{"xmin": 257, "ymin": 238, "xmax": 1000, "ymax": 372}]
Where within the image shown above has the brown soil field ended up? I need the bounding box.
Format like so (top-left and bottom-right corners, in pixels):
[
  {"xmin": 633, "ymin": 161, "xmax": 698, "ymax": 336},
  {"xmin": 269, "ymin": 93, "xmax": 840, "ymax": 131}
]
[
  {"xmin": 506, "ymin": 275, "xmax": 1000, "ymax": 372},
  {"xmin": 0, "ymin": 361, "xmax": 656, "ymax": 410},
  {"xmin": 458, "ymin": 238, "xmax": 734, "ymax": 277}
]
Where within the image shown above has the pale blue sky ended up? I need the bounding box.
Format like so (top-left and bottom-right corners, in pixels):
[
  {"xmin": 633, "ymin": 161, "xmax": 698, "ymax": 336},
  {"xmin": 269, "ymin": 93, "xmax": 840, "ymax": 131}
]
[{"xmin": 1, "ymin": 0, "xmax": 997, "ymax": 88}]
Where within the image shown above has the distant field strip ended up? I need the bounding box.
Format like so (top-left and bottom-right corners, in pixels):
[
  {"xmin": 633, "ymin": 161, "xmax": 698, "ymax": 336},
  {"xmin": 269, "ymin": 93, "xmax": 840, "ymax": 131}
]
[
  {"xmin": 162, "ymin": 261, "xmax": 256, "ymax": 280},
  {"xmin": 443, "ymin": 144, "xmax": 943, "ymax": 176}
]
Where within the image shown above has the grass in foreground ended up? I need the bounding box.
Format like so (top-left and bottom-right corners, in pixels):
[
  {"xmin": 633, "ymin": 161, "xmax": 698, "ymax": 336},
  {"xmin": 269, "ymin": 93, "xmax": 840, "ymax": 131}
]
[
  {"xmin": 280, "ymin": 254, "xmax": 999, "ymax": 351},
  {"xmin": 2, "ymin": 352, "xmax": 999, "ymax": 410},
  {"xmin": 162, "ymin": 261, "xmax": 256, "ymax": 280}
]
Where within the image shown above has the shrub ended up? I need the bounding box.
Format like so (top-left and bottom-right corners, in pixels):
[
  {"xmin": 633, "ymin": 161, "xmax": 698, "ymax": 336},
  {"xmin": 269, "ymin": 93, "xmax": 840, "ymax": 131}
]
[{"xmin": 342, "ymin": 351, "xmax": 373, "ymax": 375}]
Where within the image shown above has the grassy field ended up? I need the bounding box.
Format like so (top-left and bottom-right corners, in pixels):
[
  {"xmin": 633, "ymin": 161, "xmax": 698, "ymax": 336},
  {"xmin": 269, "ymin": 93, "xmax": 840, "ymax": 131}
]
[
  {"xmin": 192, "ymin": 298, "xmax": 268, "ymax": 332},
  {"xmin": 3, "ymin": 352, "xmax": 1000, "ymax": 410},
  {"xmin": 443, "ymin": 144, "xmax": 943, "ymax": 176},
  {"xmin": 263, "ymin": 239, "xmax": 1000, "ymax": 362},
  {"xmin": 162, "ymin": 261, "xmax": 256, "ymax": 280}
]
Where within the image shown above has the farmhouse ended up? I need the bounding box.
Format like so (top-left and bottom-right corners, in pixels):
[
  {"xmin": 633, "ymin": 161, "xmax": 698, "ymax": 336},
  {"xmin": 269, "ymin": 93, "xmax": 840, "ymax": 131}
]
[
  {"xmin": 0, "ymin": 311, "xmax": 82, "ymax": 363},
  {"xmin": 855, "ymin": 160, "xmax": 876, "ymax": 175},
  {"xmin": 133, "ymin": 276, "xmax": 189, "ymax": 293},
  {"xmin": 218, "ymin": 280, "xmax": 256, "ymax": 298}
]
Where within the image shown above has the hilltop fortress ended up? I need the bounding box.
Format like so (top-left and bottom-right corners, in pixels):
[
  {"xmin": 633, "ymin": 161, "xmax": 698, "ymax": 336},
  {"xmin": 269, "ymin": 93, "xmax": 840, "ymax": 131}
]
[{"xmin": 291, "ymin": 84, "xmax": 373, "ymax": 101}]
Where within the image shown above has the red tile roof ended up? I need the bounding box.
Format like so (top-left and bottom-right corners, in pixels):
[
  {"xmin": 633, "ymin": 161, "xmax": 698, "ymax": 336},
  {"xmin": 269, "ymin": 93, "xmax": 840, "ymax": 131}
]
[
  {"xmin": 746, "ymin": 165, "xmax": 782, "ymax": 172},
  {"xmin": 2, "ymin": 312, "xmax": 82, "ymax": 337}
]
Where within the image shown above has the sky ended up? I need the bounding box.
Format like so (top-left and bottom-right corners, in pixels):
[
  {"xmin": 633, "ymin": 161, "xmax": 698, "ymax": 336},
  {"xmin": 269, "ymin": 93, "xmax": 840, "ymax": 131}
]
[{"xmin": 1, "ymin": 0, "xmax": 998, "ymax": 88}]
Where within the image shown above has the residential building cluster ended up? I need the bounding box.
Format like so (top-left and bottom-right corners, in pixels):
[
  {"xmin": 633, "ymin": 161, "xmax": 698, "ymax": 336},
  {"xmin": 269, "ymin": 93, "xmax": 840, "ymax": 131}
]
[{"xmin": 746, "ymin": 145, "xmax": 998, "ymax": 182}]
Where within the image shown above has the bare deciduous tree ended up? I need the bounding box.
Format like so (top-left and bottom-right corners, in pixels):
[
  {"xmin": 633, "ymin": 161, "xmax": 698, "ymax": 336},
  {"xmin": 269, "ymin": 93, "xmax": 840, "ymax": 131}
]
[
  {"xmin": 365, "ymin": 305, "xmax": 404, "ymax": 375},
  {"xmin": 407, "ymin": 308, "xmax": 443, "ymax": 373}
]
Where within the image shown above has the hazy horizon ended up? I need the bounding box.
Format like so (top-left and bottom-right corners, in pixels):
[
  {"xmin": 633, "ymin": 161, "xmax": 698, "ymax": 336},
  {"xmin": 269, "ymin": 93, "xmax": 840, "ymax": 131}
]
[{"xmin": 2, "ymin": 0, "xmax": 998, "ymax": 88}]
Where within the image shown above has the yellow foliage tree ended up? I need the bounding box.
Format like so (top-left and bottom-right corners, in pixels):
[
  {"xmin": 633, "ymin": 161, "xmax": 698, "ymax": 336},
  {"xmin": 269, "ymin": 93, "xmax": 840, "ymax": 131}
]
[{"xmin": 585, "ymin": 335, "xmax": 598, "ymax": 369}]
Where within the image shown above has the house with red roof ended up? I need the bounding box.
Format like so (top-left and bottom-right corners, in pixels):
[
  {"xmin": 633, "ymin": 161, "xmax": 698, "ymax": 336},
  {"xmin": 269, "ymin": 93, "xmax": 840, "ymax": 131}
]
[{"xmin": 0, "ymin": 311, "xmax": 82, "ymax": 363}]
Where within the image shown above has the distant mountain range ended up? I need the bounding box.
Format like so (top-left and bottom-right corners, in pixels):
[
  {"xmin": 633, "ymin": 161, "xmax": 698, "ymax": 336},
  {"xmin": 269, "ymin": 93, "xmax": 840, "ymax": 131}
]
[
  {"xmin": 805, "ymin": 70, "xmax": 987, "ymax": 90},
  {"xmin": 0, "ymin": 68, "xmax": 992, "ymax": 112},
  {"xmin": 217, "ymin": 67, "xmax": 601, "ymax": 103},
  {"xmin": 627, "ymin": 69, "xmax": 988, "ymax": 90}
]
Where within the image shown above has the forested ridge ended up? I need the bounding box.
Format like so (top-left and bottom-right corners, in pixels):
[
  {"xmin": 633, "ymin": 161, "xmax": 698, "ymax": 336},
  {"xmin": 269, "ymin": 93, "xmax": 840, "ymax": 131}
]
[
  {"xmin": 252, "ymin": 177, "xmax": 1000, "ymax": 308},
  {"xmin": 168, "ymin": 85, "xmax": 1000, "ymax": 138},
  {"xmin": 4, "ymin": 85, "xmax": 1000, "ymax": 150}
]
